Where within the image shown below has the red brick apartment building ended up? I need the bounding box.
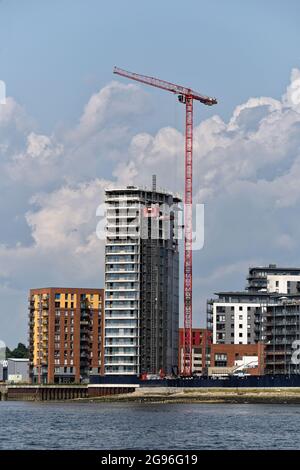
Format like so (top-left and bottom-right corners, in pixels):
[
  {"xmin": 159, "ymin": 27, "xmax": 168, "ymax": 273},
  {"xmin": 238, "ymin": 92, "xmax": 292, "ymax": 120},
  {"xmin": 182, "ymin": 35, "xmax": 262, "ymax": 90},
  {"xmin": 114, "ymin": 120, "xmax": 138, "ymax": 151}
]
[
  {"xmin": 210, "ymin": 343, "xmax": 265, "ymax": 376},
  {"xmin": 178, "ymin": 328, "xmax": 212, "ymax": 374},
  {"xmin": 28, "ymin": 288, "xmax": 104, "ymax": 384}
]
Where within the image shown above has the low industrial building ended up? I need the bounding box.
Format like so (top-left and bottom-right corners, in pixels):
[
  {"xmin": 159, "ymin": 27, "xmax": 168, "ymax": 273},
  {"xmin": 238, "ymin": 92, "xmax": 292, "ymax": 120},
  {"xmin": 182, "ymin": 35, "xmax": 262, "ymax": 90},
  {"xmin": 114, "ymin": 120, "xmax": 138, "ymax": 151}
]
[
  {"xmin": 209, "ymin": 343, "xmax": 265, "ymax": 376},
  {"xmin": 0, "ymin": 358, "xmax": 29, "ymax": 383}
]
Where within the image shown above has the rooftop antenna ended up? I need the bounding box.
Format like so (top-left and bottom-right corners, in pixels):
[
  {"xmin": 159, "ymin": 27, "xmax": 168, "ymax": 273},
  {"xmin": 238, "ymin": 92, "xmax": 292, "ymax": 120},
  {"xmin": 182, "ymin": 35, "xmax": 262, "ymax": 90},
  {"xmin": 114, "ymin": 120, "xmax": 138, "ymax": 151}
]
[{"xmin": 152, "ymin": 174, "xmax": 157, "ymax": 192}]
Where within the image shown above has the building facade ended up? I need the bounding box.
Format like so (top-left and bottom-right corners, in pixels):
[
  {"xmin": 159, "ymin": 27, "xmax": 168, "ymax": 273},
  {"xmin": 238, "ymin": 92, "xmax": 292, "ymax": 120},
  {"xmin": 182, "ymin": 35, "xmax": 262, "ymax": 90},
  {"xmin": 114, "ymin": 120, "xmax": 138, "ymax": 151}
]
[
  {"xmin": 209, "ymin": 343, "xmax": 265, "ymax": 376},
  {"xmin": 208, "ymin": 265, "xmax": 300, "ymax": 347},
  {"xmin": 207, "ymin": 265, "xmax": 300, "ymax": 375},
  {"xmin": 246, "ymin": 264, "xmax": 300, "ymax": 293},
  {"xmin": 264, "ymin": 300, "xmax": 300, "ymax": 375},
  {"xmin": 29, "ymin": 288, "xmax": 104, "ymax": 384},
  {"xmin": 178, "ymin": 328, "xmax": 212, "ymax": 375},
  {"xmin": 1, "ymin": 358, "xmax": 30, "ymax": 383},
  {"xmin": 207, "ymin": 291, "xmax": 271, "ymax": 345},
  {"xmin": 104, "ymin": 184, "xmax": 180, "ymax": 376}
]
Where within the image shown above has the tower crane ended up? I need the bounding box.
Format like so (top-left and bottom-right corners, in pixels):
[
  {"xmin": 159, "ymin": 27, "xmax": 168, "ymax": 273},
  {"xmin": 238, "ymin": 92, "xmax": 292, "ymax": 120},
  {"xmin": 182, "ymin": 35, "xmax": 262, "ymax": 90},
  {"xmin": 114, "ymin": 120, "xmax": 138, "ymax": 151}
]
[{"xmin": 113, "ymin": 66, "xmax": 217, "ymax": 376}]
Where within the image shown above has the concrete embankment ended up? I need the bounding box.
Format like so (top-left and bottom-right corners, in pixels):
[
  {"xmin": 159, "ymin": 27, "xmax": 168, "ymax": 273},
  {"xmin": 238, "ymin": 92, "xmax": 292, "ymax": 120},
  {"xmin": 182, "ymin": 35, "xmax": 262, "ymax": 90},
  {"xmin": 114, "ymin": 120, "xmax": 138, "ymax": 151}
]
[
  {"xmin": 0, "ymin": 385, "xmax": 88, "ymax": 401},
  {"xmin": 3, "ymin": 385, "xmax": 300, "ymax": 403},
  {"xmin": 85, "ymin": 387, "xmax": 300, "ymax": 404}
]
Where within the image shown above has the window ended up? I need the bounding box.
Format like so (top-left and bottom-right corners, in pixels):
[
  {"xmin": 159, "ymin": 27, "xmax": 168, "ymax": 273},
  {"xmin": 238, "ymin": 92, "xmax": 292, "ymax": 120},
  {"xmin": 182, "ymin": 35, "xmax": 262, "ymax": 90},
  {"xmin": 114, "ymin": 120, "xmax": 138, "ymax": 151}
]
[
  {"xmin": 239, "ymin": 333, "xmax": 243, "ymax": 338},
  {"xmin": 276, "ymin": 281, "xmax": 279, "ymax": 287},
  {"xmin": 239, "ymin": 306, "xmax": 243, "ymax": 311},
  {"xmin": 216, "ymin": 306, "xmax": 225, "ymax": 313},
  {"xmin": 239, "ymin": 324, "xmax": 243, "ymax": 328},
  {"xmin": 239, "ymin": 315, "xmax": 243, "ymax": 320},
  {"xmin": 215, "ymin": 353, "xmax": 227, "ymax": 367}
]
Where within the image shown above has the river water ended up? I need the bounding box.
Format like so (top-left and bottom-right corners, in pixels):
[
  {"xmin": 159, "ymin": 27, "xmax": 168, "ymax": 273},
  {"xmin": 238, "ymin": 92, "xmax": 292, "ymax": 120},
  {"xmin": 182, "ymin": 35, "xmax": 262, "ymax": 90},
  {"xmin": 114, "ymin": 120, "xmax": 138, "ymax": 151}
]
[{"xmin": 0, "ymin": 402, "xmax": 299, "ymax": 450}]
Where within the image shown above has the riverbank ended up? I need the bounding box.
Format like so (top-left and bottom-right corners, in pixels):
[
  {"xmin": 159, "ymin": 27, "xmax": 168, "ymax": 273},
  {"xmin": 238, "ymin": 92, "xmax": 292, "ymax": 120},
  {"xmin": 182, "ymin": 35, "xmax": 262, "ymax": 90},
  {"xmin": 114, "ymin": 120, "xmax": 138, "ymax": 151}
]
[{"xmin": 83, "ymin": 387, "xmax": 300, "ymax": 404}]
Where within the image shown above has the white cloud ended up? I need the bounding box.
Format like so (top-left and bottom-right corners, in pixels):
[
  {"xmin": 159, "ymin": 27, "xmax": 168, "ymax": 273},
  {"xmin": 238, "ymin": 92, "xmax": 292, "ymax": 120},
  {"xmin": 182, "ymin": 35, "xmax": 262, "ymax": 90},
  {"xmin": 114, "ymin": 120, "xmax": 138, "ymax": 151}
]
[
  {"xmin": 3, "ymin": 68, "xmax": 300, "ymax": 342},
  {"xmin": 7, "ymin": 132, "xmax": 64, "ymax": 185},
  {"xmin": 69, "ymin": 80, "xmax": 150, "ymax": 142},
  {"xmin": 282, "ymin": 68, "xmax": 300, "ymax": 111}
]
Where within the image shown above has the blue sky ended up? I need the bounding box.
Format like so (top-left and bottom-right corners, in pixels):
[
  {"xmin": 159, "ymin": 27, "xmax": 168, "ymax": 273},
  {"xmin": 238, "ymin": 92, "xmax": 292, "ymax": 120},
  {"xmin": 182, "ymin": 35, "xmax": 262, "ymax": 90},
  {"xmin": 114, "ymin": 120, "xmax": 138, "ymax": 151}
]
[
  {"xmin": 1, "ymin": 0, "xmax": 300, "ymax": 346},
  {"xmin": 1, "ymin": 0, "xmax": 300, "ymax": 131}
]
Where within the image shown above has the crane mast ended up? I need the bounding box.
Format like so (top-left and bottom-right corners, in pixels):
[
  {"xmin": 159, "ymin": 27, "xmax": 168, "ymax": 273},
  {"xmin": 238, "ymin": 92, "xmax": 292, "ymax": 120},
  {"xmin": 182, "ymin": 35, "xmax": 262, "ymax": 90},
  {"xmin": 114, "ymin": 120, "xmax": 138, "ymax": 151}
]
[{"xmin": 113, "ymin": 66, "xmax": 217, "ymax": 376}]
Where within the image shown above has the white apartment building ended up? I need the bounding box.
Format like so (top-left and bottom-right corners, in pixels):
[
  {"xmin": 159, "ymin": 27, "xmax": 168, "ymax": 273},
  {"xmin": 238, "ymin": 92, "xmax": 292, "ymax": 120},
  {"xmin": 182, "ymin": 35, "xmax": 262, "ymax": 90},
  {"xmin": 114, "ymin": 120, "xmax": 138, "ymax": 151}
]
[
  {"xmin": 208, "ymin": 265, "xmax": 300, "ymax": 345},
  {"xmin": 104, "ymin": 184, "xmax": 180, "ymax": 375}
]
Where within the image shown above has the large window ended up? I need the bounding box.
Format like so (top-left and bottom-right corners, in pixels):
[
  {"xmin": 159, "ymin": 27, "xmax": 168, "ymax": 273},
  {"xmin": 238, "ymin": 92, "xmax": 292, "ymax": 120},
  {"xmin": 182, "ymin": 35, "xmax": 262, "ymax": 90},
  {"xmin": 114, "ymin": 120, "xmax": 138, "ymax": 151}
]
[{"xmin": 215, "ymin": 353, "xmax": 227, "ymax": 367}]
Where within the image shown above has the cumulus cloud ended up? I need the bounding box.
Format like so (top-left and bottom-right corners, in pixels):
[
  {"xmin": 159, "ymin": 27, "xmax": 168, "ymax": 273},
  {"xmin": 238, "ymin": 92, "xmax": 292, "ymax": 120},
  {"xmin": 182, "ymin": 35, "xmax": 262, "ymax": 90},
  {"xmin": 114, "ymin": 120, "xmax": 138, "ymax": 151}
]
[
  {"xmin": 7, "ymin": 132, "xmax": 64, "ymax": 185},
  {"xmin": 282, "ymin": 68, "xmax": 300, "ymax": 111},
  {"xmin": 72, "ymin": 81, "xmax": 150, "ymax": 141},
  {"xmin": 2, "ymin": 68, "xmax": 300, "ymax": 343}
]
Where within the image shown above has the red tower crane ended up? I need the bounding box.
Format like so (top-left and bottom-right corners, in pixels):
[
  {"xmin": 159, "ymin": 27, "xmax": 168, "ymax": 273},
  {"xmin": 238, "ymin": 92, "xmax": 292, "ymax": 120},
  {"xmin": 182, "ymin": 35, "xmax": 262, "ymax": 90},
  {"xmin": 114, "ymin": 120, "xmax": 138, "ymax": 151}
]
[{"xmin": 113, "ymin": 66, "xmax": 217, "ymax": 376}]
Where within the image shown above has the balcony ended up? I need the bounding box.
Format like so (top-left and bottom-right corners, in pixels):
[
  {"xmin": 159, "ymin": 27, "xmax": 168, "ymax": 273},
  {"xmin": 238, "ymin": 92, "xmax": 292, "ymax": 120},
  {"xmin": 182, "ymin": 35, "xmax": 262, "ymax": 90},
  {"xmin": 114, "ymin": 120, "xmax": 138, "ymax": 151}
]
[
  {"xmin": 105, "ymin": 315, "xmax": 138, "ymax": 320},
  {"xmin": 105, "ymin": 360, "xmax": 138, "ymax": 366},
  {"xmin": 80, "ymin": 335, "xmax": 90, "ymax": 342},
  {"xmin": 105, "ymin": 333, "xmax": 139, "ymax": 338},
  {"xmin": 105, "ymin": 324, "xmax": 138, "ymax": 330}
]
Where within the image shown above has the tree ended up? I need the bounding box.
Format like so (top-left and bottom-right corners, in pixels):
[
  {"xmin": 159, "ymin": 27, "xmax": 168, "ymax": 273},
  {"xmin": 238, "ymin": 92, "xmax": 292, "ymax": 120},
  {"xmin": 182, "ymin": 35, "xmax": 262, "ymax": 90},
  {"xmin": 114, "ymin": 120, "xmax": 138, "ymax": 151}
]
[{"xmin": 6, "ymin": 343, "xmax": 29, "ymax": 359}]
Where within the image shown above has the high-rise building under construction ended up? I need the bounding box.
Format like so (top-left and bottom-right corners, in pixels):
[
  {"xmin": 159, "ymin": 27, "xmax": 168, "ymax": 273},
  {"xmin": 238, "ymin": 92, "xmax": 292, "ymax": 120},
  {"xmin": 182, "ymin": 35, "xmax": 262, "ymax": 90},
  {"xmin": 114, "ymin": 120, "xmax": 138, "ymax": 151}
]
[{"xmin": 104, "ymin": 180, "xmax": 180, "ymax": 376}]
